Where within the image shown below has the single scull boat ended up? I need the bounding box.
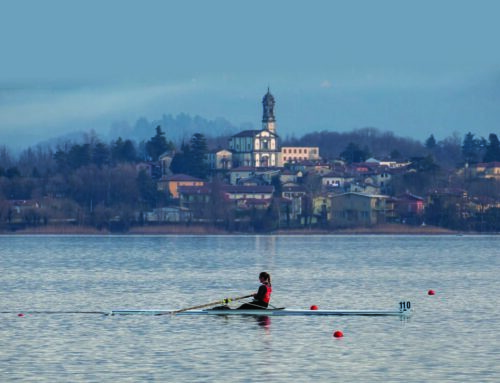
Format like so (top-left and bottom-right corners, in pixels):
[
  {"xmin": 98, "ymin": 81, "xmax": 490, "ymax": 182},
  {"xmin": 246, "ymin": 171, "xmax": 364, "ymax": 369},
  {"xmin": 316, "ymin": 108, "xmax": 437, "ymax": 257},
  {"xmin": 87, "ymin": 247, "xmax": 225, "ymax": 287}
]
[{"xmin": 108, "ymin": 301, "xmax": 412, "ymax": 316}]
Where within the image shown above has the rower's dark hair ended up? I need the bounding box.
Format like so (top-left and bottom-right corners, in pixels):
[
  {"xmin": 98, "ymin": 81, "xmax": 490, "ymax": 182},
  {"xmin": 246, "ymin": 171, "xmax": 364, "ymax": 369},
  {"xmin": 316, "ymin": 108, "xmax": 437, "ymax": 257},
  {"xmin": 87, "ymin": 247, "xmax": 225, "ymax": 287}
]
[{"xmin": 260, "ymin": 271, "xmax": 271, "ymax": 286}]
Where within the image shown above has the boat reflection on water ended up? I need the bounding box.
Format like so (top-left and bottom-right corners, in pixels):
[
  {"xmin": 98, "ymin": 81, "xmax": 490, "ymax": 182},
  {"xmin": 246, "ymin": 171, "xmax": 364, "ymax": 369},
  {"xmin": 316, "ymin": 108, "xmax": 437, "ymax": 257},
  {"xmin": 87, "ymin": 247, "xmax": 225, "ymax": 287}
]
[{"xmin": 256, "ymin": 315, "xmax": 271, "ymax": 331}]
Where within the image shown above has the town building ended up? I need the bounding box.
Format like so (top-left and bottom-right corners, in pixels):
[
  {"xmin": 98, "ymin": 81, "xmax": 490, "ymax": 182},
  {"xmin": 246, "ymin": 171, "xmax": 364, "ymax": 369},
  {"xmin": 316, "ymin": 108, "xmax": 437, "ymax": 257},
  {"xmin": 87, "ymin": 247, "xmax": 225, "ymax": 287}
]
[
  {"xmin": 228, "ymin": 89, "xmax": 280, "ymax": 168},
  {"xmin": 158, "ymin": 174, "xmax": 205, "ymax": 199},
  {"xmin": 330, "ymin": 192, "xmax": 393, "ymax": 227},
  {"xmin": 206, "ymin": 149, "xmax": 232, "ymax": 170},
  {"xmin": 281, "ymin": 146, "xmax": 320, "ymax": 163},
  {"xmin": 471, "ymin": 162, "xmax": 500, "ymax": 180}
]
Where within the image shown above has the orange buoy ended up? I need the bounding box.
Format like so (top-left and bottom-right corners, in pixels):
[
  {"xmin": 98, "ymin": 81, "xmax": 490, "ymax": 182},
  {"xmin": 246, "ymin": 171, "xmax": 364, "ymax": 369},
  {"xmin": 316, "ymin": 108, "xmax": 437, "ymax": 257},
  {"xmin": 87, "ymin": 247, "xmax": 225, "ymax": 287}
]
[
  {"xmin": 310, "ymin": 305, "xmax": 318, "ymax": 310},
  {"xmin": 428, "ymin": 289, "xmax": 435, "ymax": 295},
  {"xmin": 333, "ymin": 330, "xmax": 343, "ymax": 338}
]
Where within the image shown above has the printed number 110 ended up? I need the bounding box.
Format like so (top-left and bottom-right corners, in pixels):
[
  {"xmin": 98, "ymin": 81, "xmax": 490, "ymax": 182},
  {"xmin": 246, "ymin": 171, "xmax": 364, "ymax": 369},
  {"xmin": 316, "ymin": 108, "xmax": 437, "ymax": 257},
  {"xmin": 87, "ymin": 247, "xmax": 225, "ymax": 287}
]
[{"xmin": 399, "ymin": 301, "xmax": 411, "ymax": 311}]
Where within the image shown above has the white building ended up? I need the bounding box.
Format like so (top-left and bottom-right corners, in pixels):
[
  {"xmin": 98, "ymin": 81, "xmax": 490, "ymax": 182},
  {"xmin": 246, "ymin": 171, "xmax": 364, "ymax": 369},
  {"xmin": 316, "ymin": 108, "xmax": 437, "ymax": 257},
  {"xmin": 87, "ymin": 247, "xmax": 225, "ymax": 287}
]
[{"xmin": 229, "ymin": 89, "xmax": 280, "ymax": 168}]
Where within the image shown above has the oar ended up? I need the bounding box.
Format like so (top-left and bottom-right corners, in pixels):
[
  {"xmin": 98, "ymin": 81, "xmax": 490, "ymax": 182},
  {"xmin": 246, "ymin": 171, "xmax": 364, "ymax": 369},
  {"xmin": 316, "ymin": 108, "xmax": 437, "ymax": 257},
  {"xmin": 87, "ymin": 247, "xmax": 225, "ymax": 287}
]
[{"xmin": 158, "ymin": 294, "xmax": 254, "ymax": 315}]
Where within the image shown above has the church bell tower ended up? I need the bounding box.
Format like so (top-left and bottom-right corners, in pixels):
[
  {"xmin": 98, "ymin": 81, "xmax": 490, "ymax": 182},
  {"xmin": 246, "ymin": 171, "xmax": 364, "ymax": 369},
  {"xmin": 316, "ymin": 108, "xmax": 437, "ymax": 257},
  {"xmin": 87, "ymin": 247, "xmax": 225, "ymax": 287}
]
[{"xmin": 262, "ymin": 88, "xmax": 276, "ymax": 134}]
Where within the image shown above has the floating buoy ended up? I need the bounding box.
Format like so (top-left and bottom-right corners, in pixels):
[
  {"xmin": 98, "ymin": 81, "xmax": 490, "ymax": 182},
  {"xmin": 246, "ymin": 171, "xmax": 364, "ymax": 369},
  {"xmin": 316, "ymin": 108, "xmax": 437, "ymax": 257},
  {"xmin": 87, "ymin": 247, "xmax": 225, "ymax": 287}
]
[
  {"xmin": 333, "ymin": 330, "xmax": 343, "ymax": 338},
  {"xmin": 428, "ymin": 289, "xmax": 435, "ymax": 295},
  {"xmin": 310, "ymin": 305, "xmax": 318, "ymax": 310},
  {"xmin": 17, "ymin": 313, "xmax": 24, "ymax": 317}
]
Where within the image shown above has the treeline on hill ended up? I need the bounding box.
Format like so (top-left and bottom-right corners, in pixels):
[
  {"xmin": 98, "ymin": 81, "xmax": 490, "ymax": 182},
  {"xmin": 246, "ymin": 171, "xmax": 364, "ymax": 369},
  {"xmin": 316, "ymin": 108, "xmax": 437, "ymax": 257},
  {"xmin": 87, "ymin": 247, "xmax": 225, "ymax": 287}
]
[
  {"xmin": 1, "ymin": 124, "xmax": 500, "ymax": 232},
  {"xmin": 283, "ymin": 127, "xmax": 464, "ymax": 169}
]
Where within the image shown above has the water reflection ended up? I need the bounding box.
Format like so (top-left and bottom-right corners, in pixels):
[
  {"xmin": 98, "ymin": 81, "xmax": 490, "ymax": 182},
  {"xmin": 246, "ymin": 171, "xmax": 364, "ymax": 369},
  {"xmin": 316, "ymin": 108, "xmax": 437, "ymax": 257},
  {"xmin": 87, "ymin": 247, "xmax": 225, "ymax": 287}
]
[{"xmin": 256, "ymin": 315, "xmax": 271, "ymax": 331}]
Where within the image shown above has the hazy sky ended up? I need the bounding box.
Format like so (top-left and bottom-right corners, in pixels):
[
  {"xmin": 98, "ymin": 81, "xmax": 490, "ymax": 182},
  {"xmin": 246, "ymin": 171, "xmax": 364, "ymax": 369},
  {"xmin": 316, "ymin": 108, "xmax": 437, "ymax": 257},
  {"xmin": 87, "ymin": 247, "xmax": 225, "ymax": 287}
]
[{"xmin": 2, "ymin": 0, "xmax": 500, "ymax": 149}]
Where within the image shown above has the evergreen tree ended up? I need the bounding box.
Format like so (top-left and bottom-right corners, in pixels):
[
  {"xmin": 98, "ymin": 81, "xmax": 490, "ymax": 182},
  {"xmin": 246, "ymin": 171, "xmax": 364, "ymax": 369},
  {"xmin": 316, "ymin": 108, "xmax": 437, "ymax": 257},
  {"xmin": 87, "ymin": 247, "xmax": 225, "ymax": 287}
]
[
  {"xmin": 425, "ymin": 134, "xmax": 437, "ymax": 149},
  {"xmin": 137, "ymin": 169, "xmax": 159, "ymax": 209},
  {"xmin": 340, "ymin": 142, "xmax": 369, "ymax": 163},
  {"xmin": 92, "ymin": 142, "xmax": 110, "ymax": 168},
  {"xmin": 483, "ymin": 133, "xmax": 500, "ymax": 162},
  {"xmin": 189, "ymin": 133, "xmax": 209, "ymax": 179},
  {"xmin": 145, "ymin": 126, "xmax": 174, "ymax": 161},
  {"xmin": 462, "ymin": 132, "xmax": 480, "ymax": 164},
  {"xmin": 112, "ymin": 138, "xmax": 137, "ymax": 163},
  {"xmin": 53, "ymin": 148, "xmax": 70, "ymax": 174},
  {"xmin": 68, "ymin": 144, "xmax": 91, "ymax": 170},
  {"xmin": 170, "ymin": 141, "xmax": 191, "ymax": 174}
]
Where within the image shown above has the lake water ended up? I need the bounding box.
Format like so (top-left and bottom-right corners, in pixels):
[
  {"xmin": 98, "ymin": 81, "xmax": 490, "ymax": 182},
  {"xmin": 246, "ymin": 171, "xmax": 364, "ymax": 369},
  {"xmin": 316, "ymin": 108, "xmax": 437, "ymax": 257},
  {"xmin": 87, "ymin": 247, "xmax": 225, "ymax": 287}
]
[{"xmin": 0, "ymin": 234, "xmax": 499, "ymax": 382}]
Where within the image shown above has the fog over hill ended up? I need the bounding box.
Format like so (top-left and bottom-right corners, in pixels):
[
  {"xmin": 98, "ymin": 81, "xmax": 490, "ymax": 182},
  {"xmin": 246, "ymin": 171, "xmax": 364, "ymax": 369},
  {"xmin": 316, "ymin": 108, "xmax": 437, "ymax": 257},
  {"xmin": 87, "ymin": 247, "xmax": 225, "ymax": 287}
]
[{"xmin": 2, "ymin": 2, "xmax": 500, "ymax": 154}]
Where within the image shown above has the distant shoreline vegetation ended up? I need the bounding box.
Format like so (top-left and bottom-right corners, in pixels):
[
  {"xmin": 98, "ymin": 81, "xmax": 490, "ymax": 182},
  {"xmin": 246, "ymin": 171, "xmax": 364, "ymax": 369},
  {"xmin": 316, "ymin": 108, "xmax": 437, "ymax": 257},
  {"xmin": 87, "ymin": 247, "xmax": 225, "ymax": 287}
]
[
  {"xmin": 0, "ymin": 223, "xmax": 477, "ymax": 236},
  {"xmin": 1, "ymin": 122, "xmax": 500, "ymax": 234}
]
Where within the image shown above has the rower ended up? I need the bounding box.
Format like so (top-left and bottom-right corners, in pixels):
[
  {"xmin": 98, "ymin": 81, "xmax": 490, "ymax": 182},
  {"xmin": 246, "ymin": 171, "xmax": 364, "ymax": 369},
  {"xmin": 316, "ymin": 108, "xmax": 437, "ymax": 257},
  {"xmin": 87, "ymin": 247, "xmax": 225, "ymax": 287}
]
[{"xmin": 237, "ymin": 272, "xmax": 272, "ymax": 310}]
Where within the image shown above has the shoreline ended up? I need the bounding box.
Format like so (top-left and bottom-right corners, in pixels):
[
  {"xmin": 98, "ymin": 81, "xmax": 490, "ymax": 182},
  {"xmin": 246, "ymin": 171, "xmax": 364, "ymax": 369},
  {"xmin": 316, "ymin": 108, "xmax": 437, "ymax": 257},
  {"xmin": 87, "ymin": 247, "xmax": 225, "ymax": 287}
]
[{"xmin": 0, "ymin": 223, "xmax": 486, "ymax": 235}]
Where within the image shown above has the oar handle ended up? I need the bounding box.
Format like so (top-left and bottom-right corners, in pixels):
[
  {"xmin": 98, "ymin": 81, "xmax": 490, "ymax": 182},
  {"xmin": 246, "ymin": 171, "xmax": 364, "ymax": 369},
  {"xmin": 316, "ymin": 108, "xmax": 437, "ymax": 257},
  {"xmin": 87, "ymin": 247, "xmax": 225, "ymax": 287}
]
[
  {"xmin": 162, "ymin": 294, "xmax": 254, "ymax": 316},
  {"xmin": 219, "ymin": 293, "xmax": 254, "ymax": 306}
]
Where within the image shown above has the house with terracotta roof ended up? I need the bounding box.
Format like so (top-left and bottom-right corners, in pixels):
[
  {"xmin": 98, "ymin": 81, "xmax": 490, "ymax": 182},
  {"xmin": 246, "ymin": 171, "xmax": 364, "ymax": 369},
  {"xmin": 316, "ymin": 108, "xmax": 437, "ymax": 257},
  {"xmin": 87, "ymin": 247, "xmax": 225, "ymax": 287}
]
[
  {"xmin": 177, "ymin": 183, "xmax": 275, "ymax": 219},
  {"xmin": 158, "ymin": 174, "xmax": 205, "ymax": 199}
]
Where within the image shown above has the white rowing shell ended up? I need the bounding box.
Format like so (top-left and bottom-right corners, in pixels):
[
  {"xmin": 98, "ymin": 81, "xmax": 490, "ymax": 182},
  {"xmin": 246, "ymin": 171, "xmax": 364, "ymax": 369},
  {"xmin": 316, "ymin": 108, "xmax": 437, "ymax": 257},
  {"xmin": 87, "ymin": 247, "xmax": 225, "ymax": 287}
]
[{"xmin": 109, "ymin": 308, "xmax": 412, "ymax": 316}]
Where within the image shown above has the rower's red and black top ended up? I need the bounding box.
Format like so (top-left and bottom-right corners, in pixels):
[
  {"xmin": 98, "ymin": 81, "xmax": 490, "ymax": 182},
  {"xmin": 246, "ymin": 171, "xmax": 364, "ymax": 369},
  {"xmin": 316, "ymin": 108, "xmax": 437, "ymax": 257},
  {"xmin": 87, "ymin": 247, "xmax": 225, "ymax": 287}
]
[
  {"xmin": 254, "ymin": 282, "xmax": 272, "ymax": 306},
  {"xmin": 238, "ymin": 272, "xmax": 272, "ymax": 309}
]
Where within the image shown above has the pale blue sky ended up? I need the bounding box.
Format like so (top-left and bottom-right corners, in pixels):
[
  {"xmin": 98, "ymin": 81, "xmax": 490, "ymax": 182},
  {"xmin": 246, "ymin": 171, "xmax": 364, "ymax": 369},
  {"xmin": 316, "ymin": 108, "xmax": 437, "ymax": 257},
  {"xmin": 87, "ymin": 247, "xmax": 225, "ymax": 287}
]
[{"xmin": 1, "ymin": 0, "xmax": 500, "ymax": 148}]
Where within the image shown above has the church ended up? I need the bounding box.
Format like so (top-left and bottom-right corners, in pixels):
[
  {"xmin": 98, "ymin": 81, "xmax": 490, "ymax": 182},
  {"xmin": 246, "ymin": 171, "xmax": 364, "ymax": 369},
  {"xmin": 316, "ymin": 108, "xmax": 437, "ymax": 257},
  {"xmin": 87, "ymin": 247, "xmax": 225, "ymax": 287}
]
[
  {"xmin": 228, "ymin": 88, "xmax": 280, "ymax": 168},
  {"xmin": 206, "ymin": 88, "xmax": 320, "ymax": 170}
]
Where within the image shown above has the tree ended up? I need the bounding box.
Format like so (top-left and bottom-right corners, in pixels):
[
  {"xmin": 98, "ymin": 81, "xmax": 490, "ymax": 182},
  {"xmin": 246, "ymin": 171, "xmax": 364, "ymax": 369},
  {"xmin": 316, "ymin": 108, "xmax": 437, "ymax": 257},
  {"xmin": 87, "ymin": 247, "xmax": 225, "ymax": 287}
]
[
  {"xmin": 462, "ymin": 132, "xmax": 482, "ymax": 164},
  {"xmin": 92, "ymin": 142, "xmax": 110, "ymax": 168},
  {"xmin": 188, "ymin": 133, "xmax": 209, "ymax": 179},
  {"xmin": 137, "ymin": 169, "xmax": 159, "ymax": 209},
  {"xmin": 483, "ymin": 133, "xmax": 500, "ymax": 163},
  {"xmin": 390, "ymin": 149, "xmax": 402, "ymax": 160},
  {"xmin": 340, "ymin": 142, "xmax": 369, "ymax": 163},
  {"xmin": 111, "ymin": 138, "xmax": 137, "ymax": 163},
  {"xmin": 170, "ymin": 141, "xmax": 191, "ymax": 174},
  {"xmin": 5, "ymin": 167, "xmax": 21, "ymax": 179},
  {"xmin": 145, "ymin": 126, "xmax": 174, "ymax": 161},
  {"xmin": 68, "ymin": 143, "xmax": 91, "ymax": 170},
  {"xmin": 54, "ymin": 147, "xmax": 70, "ymax": 174},
  {"xmin": 425, "ymin": 134, "xmax": 437, "ymax": 150}
]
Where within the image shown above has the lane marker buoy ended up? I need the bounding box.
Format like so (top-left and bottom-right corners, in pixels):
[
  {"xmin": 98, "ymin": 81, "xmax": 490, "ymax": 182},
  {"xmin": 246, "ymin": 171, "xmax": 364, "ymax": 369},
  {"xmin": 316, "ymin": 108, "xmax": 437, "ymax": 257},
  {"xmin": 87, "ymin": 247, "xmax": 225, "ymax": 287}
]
[
  {"xmin": 428, "ymin": 289, "xmax": 435, "ymax": 295},
  {"xmin": 333, "ymin": 330, "xmax": 343, "ymax": 338},
  {"xmin": 310, "ymin": 305, "xmax": 318, "ymax": 310},
  {"xmin": 18, "ymin": 313, "xmax": 24, "ymax": 317}
]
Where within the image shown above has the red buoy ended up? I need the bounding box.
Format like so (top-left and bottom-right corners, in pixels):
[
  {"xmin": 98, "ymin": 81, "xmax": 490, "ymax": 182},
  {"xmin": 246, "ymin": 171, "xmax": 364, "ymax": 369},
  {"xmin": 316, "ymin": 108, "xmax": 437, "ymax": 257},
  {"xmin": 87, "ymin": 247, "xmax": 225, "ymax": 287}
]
[
  {"xmin": 428, "ymin": 289, "xmax": 435, "ymax": 295},
  {"xmin": 333, "ymin": 330, "xmax": 344, "ymax": 338},
  {"xmin": 310, "ymin": 305, "xmax": 318, "ymax": 310},
  {"xmin": 17, "ymin": 313, "xmax": 24, "ymax": 317}
]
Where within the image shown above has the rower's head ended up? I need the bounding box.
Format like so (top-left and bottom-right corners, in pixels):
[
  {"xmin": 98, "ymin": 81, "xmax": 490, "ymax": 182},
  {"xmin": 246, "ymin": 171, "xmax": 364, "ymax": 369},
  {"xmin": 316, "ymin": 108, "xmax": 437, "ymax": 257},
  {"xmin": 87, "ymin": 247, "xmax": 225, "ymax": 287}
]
[{"xmin": 259, "ymin": 271, "xmax": 271, "ymax": 285}]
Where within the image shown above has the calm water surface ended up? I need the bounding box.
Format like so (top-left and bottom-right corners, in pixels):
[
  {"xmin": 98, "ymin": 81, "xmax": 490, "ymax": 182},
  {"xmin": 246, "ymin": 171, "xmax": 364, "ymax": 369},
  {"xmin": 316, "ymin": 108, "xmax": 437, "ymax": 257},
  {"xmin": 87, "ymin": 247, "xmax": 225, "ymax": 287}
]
[{"xmin": 0, "ymin": 235, "xmax": 499, "ymax": 382}]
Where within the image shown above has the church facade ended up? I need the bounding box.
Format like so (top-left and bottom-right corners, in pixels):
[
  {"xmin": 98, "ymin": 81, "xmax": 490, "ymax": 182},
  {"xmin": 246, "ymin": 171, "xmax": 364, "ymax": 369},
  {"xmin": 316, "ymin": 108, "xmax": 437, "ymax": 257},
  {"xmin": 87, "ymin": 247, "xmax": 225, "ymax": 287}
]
[{"xmin": 229, "ymin": 89, "xmax": 280, "ymax": 168}]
